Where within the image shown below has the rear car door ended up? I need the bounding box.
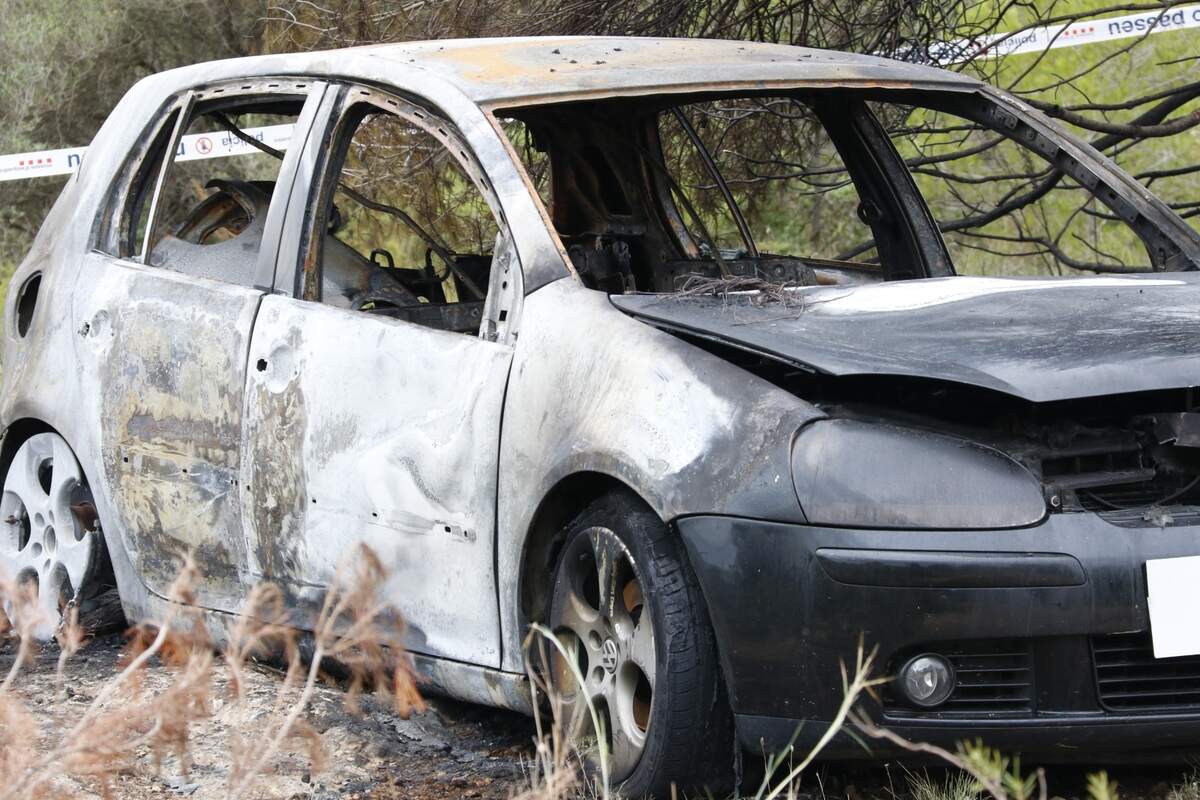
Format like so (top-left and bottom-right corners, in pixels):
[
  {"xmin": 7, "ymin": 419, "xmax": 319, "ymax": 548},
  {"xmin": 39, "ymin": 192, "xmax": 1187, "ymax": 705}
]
[
  {"xmin": 241, "ymin": 83, "xmax": 521, "ymax": 666},
  {"xmin": 81, "ymin": 80, "xmax": 325, "ymax": 610}
]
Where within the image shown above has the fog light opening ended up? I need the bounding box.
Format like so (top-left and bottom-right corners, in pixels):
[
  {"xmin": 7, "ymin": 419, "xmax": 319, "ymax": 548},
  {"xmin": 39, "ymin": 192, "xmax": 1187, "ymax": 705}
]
[{"xmin": 899, "ymin": 653, "xmax": 955, "ymax": 708}]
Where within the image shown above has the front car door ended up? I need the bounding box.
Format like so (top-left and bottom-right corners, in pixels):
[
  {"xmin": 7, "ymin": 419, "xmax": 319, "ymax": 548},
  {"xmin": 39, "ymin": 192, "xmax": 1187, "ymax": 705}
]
[
  {"xmin": 241, "ymin": 83, "xmax": 522, "ymax": 666},
  {"xmin": 82, "ymin": 79, "xmax": 325, "ymax": 609}
]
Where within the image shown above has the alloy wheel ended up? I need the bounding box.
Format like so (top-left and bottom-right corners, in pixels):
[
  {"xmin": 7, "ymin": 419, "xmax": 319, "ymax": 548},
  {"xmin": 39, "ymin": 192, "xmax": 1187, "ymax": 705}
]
[
  {"xmin": 550, "ymin": 525, "xmax": 656, "ymax": 781},
  {"xmin": 0, "ymin": 433, "xmax": 98, "ymax": 639}
]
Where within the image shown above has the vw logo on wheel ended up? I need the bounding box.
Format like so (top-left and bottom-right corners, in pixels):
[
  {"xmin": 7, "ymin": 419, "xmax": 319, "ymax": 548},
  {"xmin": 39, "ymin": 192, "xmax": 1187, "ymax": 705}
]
[{"xmin": 601, "ymin": 638, "xmax": 619, "ymax": 673}]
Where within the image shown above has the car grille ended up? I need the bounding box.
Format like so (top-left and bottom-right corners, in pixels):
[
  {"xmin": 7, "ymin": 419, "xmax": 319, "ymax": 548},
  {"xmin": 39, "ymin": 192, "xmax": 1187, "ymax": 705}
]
[
  {"xmin": 1093, "ymin": 631, "xmax": 1200, "ymax": 711},
  {"xmin": 1041, "ymin": 432, "xmax": 1152, "ymax": 502},
  {"xmin": 1036, "ymin": 424, "xmax": 1200, "ymax": 513},
  {"xmin": 1097, "ymin": 506, "xmax": 1200, "ymax": 528},
  {"xmin": 885, "ymin": 639, "xmax": 1034, "ymax": 716}
]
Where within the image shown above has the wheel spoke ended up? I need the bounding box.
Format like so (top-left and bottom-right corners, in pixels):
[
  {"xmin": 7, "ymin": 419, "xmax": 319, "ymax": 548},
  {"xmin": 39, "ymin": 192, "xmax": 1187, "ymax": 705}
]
[
  {"xmin": 5, "ymin": 441, "xmax": 47, "ymax": 518},
  {"xmin": 560, "ymin": 585, "xmax": 603, "ymax": 643},
  {"xmin": 587, "ymin": 529, "xmax": 626, "ymax": 622},
  {"xmin": 628, "ymin": 616, "xmax": 656, "ymax": 687},
  {"xmin": 47, "ymin": 436, "xmax": 82, "ymax": 521},
  {"xmin": 608, "ymin": 722, "xmax": 642, "ymax": 780},
  {"xmin": 52, "ymin": 507, "xmax": 93, "ymax": 595},
  {"xmin": 32, "ymin": 566, "xmax": 63, "ymax": 639},
  {"xmin": 10, "ymin": 540, "xmax": 39, "ymax": 576}
]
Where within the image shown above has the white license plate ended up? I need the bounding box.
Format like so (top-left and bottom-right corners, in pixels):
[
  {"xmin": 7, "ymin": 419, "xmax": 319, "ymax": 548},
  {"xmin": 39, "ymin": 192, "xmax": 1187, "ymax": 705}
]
[{"xmin": 1147, "ymin": 555, "xmax": 1200, "ymax": 658}]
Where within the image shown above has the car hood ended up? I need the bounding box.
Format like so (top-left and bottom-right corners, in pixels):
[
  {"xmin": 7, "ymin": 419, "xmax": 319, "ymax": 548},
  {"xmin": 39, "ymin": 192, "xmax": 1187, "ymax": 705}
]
[{"xmin": 610, "ymin": 273, "xmax": 1200, "ymax": 403}]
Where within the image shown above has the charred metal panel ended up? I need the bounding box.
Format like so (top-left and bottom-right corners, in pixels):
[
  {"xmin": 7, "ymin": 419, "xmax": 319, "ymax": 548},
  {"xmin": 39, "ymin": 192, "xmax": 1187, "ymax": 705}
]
[
  {"xmin": 613, "ymin": 273, "xmax": 1200, "ymax": 403},
  {"xmin": 410, "ymin": 653, "xmax": 532, "ymax": 714},
  {"xmin": 495, "ymin": 277, "xmax": 820, "ymax": 673},
  {"xmin": 368, "ymin": 37, "xmax": 974, "ymax": 107},
  {"xmin": 0, "ymin": 218, "xmax": 159, "ymax": 625},
  {"xmin": 242, "ymin": 294, "xmax": 511, "ymax": 666},
  {"xmin": 78, "ymin": 254, "xmax": 259, "ymax": 608}
]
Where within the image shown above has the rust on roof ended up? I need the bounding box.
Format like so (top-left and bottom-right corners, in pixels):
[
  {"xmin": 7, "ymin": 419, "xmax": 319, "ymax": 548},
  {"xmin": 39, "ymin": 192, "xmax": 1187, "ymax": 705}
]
[{"xmin": 365, "ymin": 36, "xmax": 978, "ymax": 107}]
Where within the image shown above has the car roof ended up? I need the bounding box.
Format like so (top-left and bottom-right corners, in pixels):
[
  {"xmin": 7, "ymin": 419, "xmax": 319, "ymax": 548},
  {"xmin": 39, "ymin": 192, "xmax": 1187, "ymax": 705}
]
[
  {"xmin": 364, "ymin": 37, "xmax": 979, "ymax": 106},
  {"xmin": 158, "ymin": 36, "xmax": 981, "ymax": 110}
]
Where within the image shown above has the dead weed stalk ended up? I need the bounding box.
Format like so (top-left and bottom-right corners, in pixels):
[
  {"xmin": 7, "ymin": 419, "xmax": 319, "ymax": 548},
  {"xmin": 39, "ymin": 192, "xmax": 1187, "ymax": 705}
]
[
  {"xmin": 0, "ymin": 544, "xmax": 424, "ymax": 799},
  {"xmin": 224, "ymin": 544, "xmax": 425, "ymax": 798},
  {"xmin": 520, "ymin": 623, "xmax": 604, "ymax": 800}
]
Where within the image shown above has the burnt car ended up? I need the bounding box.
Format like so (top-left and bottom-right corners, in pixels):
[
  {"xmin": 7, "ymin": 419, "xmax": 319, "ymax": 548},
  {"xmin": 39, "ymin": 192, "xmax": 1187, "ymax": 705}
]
[{"xmin": 5, "ymin": 36, "xmax": 1200, "ymax": 796}]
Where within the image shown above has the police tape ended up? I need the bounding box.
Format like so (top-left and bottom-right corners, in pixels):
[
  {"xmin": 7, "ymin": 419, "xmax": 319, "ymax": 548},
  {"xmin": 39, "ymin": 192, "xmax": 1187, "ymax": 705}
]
[
  {"xmin": 931, "ymin": 3, "xmax": 1200, "ymax": 63},
  {"xmin": 0, "ymin": 123, "xmax": 294, "ymax": 184},
  {"xmin": 3, "ymin": 6, "xmax": 1199, "ymax": 184}
]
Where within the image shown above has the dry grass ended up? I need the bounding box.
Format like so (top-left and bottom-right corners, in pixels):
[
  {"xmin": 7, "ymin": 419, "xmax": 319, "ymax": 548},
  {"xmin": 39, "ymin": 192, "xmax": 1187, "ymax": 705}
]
[
  {"xmin": 905, "ymin": 769, "xmax": 984, "ymax": 800},
  {"xmin": 516, "ymin": 630, "xmax": 886, "ymax": 800},
  {"xmin": 1169, "ymin": 769, "xmax": 1200, "ymax": 800},
  {"xmin": 0, "ymin": 545, "xmax": 423, "ymax": 799},
  {"xmin": 0, "ymin": 565, "xmax": 1175, "ymax": 800}
]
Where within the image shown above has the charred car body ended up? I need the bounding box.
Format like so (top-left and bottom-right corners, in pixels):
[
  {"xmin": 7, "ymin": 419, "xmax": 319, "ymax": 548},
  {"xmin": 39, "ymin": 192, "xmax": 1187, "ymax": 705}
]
[{"xmin": 4, "ymin": 37, "xmax": 1200, "ymax": 796}]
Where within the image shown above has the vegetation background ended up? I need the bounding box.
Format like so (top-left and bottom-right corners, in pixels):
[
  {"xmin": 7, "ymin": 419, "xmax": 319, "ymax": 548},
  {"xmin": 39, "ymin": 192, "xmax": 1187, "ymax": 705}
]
[{"xmin": 0, "ymin": 0, "xmax": 1198, "ymax": 287}]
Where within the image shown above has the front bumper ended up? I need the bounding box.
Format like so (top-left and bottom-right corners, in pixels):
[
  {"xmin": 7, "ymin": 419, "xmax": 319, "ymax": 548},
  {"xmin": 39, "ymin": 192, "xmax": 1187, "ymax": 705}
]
[{"xmin": 676, "ymin": 512, "xmax": 1200, "ymax": 761}]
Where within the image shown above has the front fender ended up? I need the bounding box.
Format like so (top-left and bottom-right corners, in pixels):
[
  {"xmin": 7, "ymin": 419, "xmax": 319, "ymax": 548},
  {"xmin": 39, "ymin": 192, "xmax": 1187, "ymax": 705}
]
[{"xmin": 496, "ymin": 277, "xmax": 820, "ymax": 671}]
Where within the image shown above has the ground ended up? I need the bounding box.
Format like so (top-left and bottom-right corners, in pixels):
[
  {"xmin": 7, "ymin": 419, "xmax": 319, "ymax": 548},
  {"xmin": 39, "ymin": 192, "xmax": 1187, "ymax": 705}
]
[
  {"xmin": 1, "ymin": 630, "xmax": 536, "ymax": 799},
  {"xmin": 2, "ymin": 627, "xmax": 1196, "ymax": 800}
]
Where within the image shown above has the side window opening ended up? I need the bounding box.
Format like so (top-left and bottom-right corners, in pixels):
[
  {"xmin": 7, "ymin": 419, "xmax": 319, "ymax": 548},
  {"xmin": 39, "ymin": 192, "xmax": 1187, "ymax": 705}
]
[
  {"xmin": 118, "ymin": 92, "xmax": 305, "ymax": 287},
  {"xmin": 660, "ymin": 98, "xmax": 880, "ymax": 269},
  {"xmin": 306, "ymin": 99, "xmax": 502, "ymax": 337}
]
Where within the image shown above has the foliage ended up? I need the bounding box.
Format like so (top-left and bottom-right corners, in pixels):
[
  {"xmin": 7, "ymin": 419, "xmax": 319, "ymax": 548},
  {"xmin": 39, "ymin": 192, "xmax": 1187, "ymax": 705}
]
[
  {"xmin": 260, "ymin": 0, "xmax": 1200, "ymax": 278},
  {"xmin": 0, "ymin": 0, "xmax": 268, "ymax": 280},
  {"xmin": 2, "ymin": 1, "xmax": 1198, "ymax": 286}
]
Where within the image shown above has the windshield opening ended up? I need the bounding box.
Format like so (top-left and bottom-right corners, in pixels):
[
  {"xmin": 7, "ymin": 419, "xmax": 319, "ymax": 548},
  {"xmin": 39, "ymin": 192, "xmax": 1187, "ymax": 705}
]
[{"xmin": 498, "ymin": 87, "xmax": 1199, "ymax": 294}]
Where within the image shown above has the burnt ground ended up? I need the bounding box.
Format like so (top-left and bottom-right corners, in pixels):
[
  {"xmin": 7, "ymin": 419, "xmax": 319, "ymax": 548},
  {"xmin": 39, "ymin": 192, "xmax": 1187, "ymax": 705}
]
[
  {"xmin": 0, "ymin": 630, "xmax": 537, "ymax": 799},
  {"xmin": 2, "ymin": 629, "xmax": 1197, "ymax": 800}
]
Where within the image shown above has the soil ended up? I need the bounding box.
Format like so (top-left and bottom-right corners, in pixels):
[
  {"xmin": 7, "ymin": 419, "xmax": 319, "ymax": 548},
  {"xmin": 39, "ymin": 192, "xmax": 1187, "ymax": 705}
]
[
  {"xmin": 2, "ymin": 620, "xmax": 1194, "ymax": 800},
  {"xmin": 0, "ymin": 628, "xmax": 538, "ymax": 799}
]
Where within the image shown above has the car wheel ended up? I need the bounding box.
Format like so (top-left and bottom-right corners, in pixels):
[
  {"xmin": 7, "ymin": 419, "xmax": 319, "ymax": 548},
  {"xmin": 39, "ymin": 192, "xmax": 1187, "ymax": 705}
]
[
  {"xmin": 547, "ymin": 492, "xmax": 732, "ymax": 798},
  {"xmin": 0, "ymin": 432, "xmax": 102, "ymax": 639}
]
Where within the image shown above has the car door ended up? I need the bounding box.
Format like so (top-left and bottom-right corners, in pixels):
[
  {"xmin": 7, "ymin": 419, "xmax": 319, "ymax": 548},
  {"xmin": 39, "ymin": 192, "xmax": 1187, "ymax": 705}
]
[
  {"xmin": 81, "ymin": 80, "xmax": 326, "ymax": 610},
  {"xmin": 240, "ymin": 84, "xmax": 520, "ymax": 666}
]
